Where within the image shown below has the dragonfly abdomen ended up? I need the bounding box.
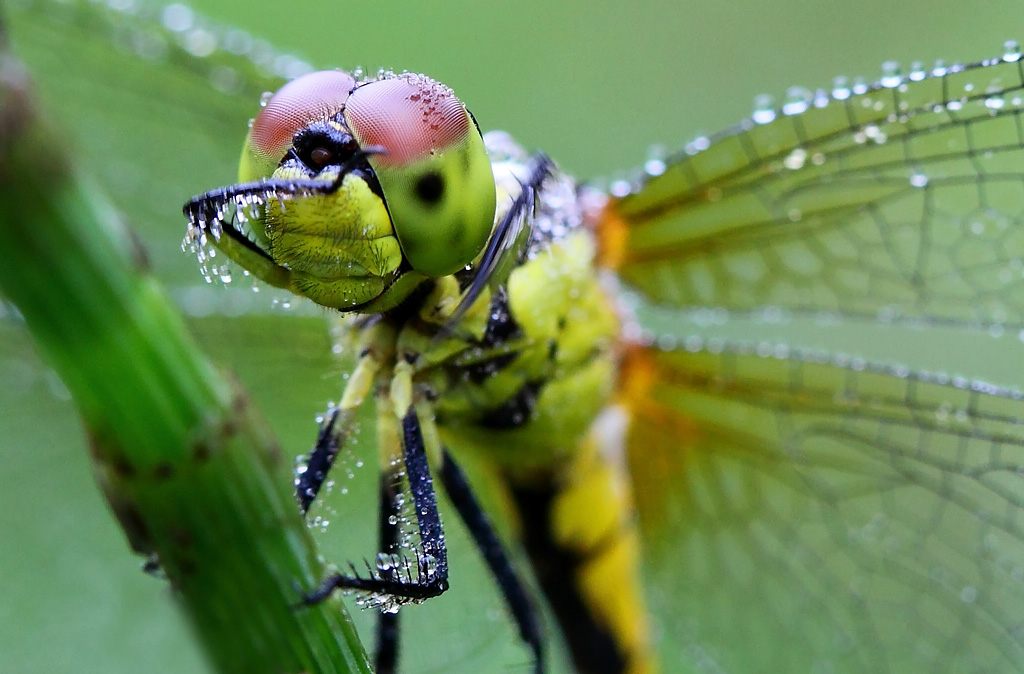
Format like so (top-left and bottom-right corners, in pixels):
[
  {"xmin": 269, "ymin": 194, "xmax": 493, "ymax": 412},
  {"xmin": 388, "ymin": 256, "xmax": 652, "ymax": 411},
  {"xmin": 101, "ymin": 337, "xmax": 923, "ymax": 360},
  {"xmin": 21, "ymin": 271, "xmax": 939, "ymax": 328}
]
[{"xmin": 508, "ymin": 427, "xmax": 654, "ymax": 674}]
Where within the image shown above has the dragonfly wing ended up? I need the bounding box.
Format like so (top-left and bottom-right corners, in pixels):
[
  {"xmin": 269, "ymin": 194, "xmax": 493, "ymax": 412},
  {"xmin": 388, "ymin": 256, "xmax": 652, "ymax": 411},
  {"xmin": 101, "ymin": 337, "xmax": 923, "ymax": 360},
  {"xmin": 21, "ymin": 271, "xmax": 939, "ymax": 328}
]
[
  {"xmin": 602, "ymin": 54, "xmax": 1024, "ymax": 329},
  {"xmin": 620, "ymin": 341, "xmax": 1024, "ymax": 673},
  {"xmin": 5, "ymin": 1, "xmax": 291, "ymax": 288}
]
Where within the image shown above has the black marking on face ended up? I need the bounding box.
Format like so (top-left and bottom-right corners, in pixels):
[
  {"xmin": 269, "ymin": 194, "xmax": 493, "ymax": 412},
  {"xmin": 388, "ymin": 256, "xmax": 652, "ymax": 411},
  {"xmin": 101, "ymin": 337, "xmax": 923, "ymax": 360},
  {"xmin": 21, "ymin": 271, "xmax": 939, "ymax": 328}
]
[{"xmin": 291, "ymin": 121, "xmax": 358, "ymax": 173}]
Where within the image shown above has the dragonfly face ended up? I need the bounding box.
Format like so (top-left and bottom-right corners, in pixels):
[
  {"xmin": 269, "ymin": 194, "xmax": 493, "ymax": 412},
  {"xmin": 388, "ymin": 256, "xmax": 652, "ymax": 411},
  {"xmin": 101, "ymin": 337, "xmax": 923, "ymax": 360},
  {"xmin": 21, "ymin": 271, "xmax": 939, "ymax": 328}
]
[
  {"xmin": 7, "ymin": 1, "xmax": 1024, "ymax": 673},
  {"xmin": 187, "ymin": 68, "xmax": 497, "ymax": 312}
]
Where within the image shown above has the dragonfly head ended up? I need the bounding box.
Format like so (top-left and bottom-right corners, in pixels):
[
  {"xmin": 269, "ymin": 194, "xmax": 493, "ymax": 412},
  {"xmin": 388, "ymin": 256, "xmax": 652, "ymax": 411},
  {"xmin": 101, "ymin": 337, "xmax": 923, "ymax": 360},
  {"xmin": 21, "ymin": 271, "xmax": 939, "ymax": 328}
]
[{"xmin": 185, "ymin": 69, "xmax": 496, "ymax": 312}]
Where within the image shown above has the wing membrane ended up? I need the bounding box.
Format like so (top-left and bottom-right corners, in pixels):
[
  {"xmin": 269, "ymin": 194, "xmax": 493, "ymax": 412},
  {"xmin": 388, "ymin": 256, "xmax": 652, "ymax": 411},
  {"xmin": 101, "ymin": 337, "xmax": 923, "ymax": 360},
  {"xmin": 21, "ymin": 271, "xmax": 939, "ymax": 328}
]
[
  {"xmin": 5, "ymin": 0, "xmax": 291, "ymax": 287},
  {"xmin": 621, "ymin": 341, "xmax": 1024, "ymax": 673},
  {"xmin": 606, "ymin": 55, "xmax": 1024, "ymax": 329}
]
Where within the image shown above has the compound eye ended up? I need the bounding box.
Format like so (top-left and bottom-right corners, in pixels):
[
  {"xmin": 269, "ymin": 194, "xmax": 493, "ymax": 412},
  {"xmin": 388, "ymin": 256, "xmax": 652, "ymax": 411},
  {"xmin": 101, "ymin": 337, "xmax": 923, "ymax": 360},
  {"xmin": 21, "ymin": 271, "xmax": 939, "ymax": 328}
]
[
  {"xmin": 341, "ymin": 74, "xmax": 495, "ymax": 279},
  {"xmin": 344, "ymin": 74, "xmax": 470, "ymax": 167},
  {"xmin": 249, "ymin": 70, "xmax": 357, "ymax": 166}
]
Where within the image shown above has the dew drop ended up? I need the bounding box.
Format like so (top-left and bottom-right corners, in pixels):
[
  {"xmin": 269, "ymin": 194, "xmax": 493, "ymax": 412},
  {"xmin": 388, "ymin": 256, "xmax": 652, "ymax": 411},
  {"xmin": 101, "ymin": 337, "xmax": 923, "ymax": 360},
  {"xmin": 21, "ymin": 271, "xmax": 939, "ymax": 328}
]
[
  {"xmin": 609, "ymin": 178, "xmax": 632, "ymax": 198},
  {"xmin": 782, "ymin": 87, "xmax": 811, "ymax": 116},
  {"xmin": 161, "ymin": 3, "xmax": 194, "ymax": 32},
  {"xmin": 684, "ymin": 135, "xmax": 710, "ymax": 155},
  {"xmin": 985, "ymin": 95, "xmax": 1006, "ymax": 110},
  {"xmin": 909, "ymin": 172, "xmax": 929, "ymax": 188},
  {"xmin": 1004, "ymin": 40, "xmax": 1022, "ymax": 63},
  {"xmin": 643, "ymin": 144, "xmax": 667, "ymax": 176},
  {"xmin": 880, "ymin": 60, "xmax": 902, "ymax": 88},
  {"xmin": 752, "ymin": 94, "xmax": 776, "ymax": 124},
  {"xmin": 784, "ymin": 147, "xmax": 807, "ymax": 170},
  {"xmin": 183, "ymin": 28, "xmax": 217, "ymax": 58},
  {"xmin": 831, "ymin": 75, "xmax": 851, "ymax": 100}
]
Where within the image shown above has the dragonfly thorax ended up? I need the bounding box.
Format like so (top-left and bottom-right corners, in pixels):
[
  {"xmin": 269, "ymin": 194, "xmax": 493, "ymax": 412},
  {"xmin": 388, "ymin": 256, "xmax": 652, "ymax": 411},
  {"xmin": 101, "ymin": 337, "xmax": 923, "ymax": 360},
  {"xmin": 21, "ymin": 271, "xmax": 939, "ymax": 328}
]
[{"xmin": 327, "ymin": 137, "xmax": 622, "ymax": 475}]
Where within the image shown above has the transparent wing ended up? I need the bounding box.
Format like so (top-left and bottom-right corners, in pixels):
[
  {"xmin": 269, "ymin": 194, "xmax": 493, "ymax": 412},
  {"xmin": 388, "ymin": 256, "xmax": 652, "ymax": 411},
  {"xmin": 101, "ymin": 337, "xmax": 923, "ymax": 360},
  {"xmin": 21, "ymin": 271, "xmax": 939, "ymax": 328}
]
[
  {"xmin": 621, "ymin": 340, "xmax": 1024, "ymax": 673},
  {"xmin": 603, "ymin": 51, "xmax": 1024, "ymax": 329},
  {"xmin": 5, "ymin": 0, "xmax": 294, "ymax": 289}
]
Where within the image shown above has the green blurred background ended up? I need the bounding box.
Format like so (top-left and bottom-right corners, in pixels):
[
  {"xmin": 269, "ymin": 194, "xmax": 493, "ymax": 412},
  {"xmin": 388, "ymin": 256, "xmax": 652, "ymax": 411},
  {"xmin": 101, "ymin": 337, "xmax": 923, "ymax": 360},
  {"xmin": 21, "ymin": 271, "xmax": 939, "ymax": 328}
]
[{"xmin": 2, "ymin": 0, "xmax": 1024, "ymax": 673}]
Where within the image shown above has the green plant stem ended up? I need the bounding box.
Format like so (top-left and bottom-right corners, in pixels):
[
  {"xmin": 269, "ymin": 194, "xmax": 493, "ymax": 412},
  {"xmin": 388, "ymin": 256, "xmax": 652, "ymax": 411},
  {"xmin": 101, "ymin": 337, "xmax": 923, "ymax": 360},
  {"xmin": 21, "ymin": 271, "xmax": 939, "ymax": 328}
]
[{"xmin": 0, "ymin": 49, "xmax": 371, "ymax": 674}]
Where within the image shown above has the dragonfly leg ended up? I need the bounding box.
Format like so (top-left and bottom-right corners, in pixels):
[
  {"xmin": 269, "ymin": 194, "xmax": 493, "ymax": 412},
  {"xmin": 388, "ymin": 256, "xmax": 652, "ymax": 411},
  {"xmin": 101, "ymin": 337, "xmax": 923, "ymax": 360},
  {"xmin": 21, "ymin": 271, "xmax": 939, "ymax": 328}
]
[
  {"xmin": 303, "ymin": 407, "xmax": 449, "ymax": 603},
  {"xmin": 374, "ymin": 471, "xmax": 403, "ymax": 674},
  {"xmin": 296, "ymin": 404, "xmax": 348, "ymax": 514},
  {"xmin": 296, "ymin": 341, "xmax": 384, "ymax": 512},
  {"xmin": 439, "ymin": 450, "xmax": 545, "ymax": 674}
]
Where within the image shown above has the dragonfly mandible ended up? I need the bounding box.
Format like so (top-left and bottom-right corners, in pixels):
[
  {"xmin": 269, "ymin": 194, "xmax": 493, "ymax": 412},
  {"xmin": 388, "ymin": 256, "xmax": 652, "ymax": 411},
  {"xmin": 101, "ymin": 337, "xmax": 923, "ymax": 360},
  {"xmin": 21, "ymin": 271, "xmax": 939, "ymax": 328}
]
[{"xmin": 6, "ymin": 1, "xmax": 1024, "ymax": 673}]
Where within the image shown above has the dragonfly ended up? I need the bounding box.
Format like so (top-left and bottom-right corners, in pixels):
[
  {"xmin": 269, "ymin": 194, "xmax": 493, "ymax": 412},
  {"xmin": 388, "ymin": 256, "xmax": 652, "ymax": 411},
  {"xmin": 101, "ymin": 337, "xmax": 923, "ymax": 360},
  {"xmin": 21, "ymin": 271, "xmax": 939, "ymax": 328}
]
[{"xmin": 6, "ymin": 1, "xmax": 1024, "ymax": 673}]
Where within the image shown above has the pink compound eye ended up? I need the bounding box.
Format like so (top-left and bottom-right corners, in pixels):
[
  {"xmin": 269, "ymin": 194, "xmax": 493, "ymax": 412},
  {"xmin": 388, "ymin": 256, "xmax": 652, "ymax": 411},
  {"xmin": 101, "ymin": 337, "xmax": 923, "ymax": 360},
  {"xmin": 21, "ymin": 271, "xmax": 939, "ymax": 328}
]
[
  {"xmin": 250, "ymin": 70, "xmax": 357, "ymax": 164},
  {"xmin": 343, "ymin": 74, "xmax": 470, "ymax": 167}
]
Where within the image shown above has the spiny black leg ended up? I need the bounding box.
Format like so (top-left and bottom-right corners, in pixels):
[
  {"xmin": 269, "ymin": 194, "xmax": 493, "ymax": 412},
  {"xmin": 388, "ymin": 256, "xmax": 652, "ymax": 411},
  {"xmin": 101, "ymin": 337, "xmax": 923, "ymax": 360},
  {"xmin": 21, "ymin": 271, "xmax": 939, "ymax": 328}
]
[
  {"xmin": 304, "ymin": 408, "xmax": 449, "ymax": 603},
  {"xmin": 376, "ymin": 613, "xmax": 399, "ymax": 674},
  {"xmin": 399, "ymin": 409, "xmax": 448, "ymax": 579},
  {"xmin": 296, "ymin": 406, "xmax": 349, "ymax": 514},
  {"xmin": 440, "ymin": 451, "xmax": 545, "ymax": 674},
  {"xmin": 374, "ymin": 473, "xmax": 402, "ymax": 674}
]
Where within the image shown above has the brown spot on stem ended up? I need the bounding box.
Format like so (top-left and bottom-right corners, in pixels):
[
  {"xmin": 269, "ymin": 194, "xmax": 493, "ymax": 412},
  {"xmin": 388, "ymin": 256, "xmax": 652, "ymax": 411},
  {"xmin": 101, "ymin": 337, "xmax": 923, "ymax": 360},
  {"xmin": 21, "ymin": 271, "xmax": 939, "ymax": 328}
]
[
  {"xmin": 193, "ymin": 442, "xmax": 211, "ymax": 462},
  {"xmin": 108, "ymin": 499, "xmax": 154, "ymax": 556},
  {"xmin": 153, "ymin": 461, "xmax": 175, "ymax": 480},
  {"xmin": 170, "ymin": 527, "xmax": 194, "ymax": 548},
  {"xmin": 109, "ymin": 452, "xmax": 137, "ymax": 478},
  {"xmin": 177, "ymin": 558, "xmax": 198, "ymax": 576}
]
